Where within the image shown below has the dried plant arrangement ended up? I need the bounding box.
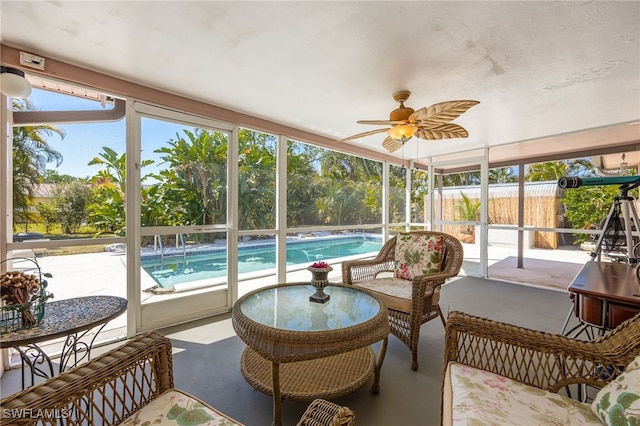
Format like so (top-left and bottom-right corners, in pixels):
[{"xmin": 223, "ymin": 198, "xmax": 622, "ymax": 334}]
[
  {"xmin": 0, "ymin": 258, "xmax": 52, "ymax": 331},
  {"xmin": 1, "ymin": 271, "xmax": 42, "ymax": 327}
]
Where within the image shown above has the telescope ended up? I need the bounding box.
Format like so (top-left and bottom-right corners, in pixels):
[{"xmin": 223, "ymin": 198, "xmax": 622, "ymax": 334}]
[{"xmin": 558, "ymin": 175, "xmax": 640, "ymax": 189}]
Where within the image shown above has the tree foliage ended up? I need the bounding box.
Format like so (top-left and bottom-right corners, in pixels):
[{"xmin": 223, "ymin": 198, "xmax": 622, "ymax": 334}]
[
  {"xmin": 526, "ymin": 159, "xmax": 592, "ymax": 181},
  {"xmin": 42, "ymin": 169, "xmax": 81, "ymax": 184},
  {"xmin": 562, "ymin": 185, "xmax": 619, "ymax": 244},
  {"xmin": 238, "ymin": 130, "xmax": 276, "ymax": 230},
  {"xmin": 11, "ymin": 99, "xmax": 65, "ymax": 229},
  {"xmin": 489, "ymin": 167, "xmax": 518, "ymax": 183},
  {"xmin": 87, "ymin": 147, "xmax": 128, "ymax": 235},
  {"xmin": 286, "ymin": 142, "xmax": 322, "ymax": 226},
  {"xmin": 35, "ymin": 201, "xmax": 58, "ymax": 233},
  {"xmin": 389, "ymin": 165, "xmax": 407, "ymax": 223},
  {"xmin": 314, "ymin": 151, "xmax": 382, "ymax": 225},
  {"xmin": 153, "ymin": 129, "xmax": 227, "ymax": 226},
  {"xmin": 54, "ymin": 181, "xmax": 92, "ymax": 234},
  {"xmin": 455, "ymin": 192, "xmax": 481, "ymax": 234}
]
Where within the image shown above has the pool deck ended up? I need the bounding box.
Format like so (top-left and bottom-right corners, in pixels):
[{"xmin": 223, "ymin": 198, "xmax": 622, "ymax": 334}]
[{"xmin": 11, "ymin": 241, "xmax": 591, "ymax": 305}]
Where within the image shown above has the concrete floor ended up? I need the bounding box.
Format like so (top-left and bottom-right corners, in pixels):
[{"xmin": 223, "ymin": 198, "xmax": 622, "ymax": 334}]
[{"xmin": 0, "ymin": 276, "xmax": 578, "ymax": 425}]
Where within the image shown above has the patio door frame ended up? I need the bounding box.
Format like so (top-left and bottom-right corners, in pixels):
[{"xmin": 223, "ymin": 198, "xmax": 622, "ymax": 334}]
[
  {"xmin": 127, "ymin": 101, "xmax": 238, "ymax": 333},
  {"xmin": 426, "ymin": 149, "xmax": 490, "ymax": 278}
]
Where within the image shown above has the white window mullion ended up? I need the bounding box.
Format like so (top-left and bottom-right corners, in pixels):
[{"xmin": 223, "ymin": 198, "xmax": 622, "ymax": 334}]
[
  {"xmin": 227, "ymin": 127, "xmax": 240, "ymax": 304},
  {"xmin": 125, "ymin": 99, "xmax": 142, "ymax": 336},
  {"xmin": 0, "ymin": 95, "xmax": 10, "ymax": 264},
  {"xmin": 276, "ymin": 135, "xmax": 287, "ymax": 283},
  {"xmin": 405, "ymin": 164, "xmax": 411, "ymax": 231},
  {"xmin": 382, "ymin": 161, "xmax": 390, "ymax": 239},
  {"xmin": 480, "ymin": 148, "xmax": 489, "ymax": 278},
  {"xmin": 427, "ymin": 157, "xmax": 434, "ymax": 231}
]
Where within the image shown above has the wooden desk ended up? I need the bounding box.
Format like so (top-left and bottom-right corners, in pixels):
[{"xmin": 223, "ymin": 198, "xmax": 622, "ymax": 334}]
[{"xmin": 568, "ymin": 261, "xmax": 640, "ymax": 330}]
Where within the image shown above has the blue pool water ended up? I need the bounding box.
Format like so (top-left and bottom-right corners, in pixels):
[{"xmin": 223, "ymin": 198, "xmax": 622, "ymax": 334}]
[{"xmin": 142, "ymin": 235, "xmax": 382, "ymax": 288}]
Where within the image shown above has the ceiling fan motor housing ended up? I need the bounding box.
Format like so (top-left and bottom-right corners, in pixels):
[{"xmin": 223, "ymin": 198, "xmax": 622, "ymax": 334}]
[
  {"xmin": 390, "ymin": 90, "xmax": 415, "ymax": 121},
  {"xmin": 390, "ymin": 105, "xmax": 415, "ymax": 121}
]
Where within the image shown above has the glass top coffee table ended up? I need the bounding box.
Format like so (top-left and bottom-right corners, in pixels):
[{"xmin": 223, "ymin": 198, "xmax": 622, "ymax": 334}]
[{"xmin": 232, "ymin": 282, "xmax": 389, "ymax": 426}]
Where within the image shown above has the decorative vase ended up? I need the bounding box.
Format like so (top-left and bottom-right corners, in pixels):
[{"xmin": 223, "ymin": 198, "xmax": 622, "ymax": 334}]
[{"xmin": 308, "ymin": 265, "xmax": 332, "ymax": 303}]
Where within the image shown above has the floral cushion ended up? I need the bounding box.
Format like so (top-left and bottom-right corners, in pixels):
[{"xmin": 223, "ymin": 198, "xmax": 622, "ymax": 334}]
[
  {"xmin": 355, "ymin": 277, "xmax": 440, "ymax": 312},
  {"xmin": 121, "ymin": 389, "xmax": 243, "ymax": 426},
  {"xmin": 444, "ymin": 362, "xmax": 601, "ymax": 425},
  {"xmin": 591, "ymin": 354, "xmax": 640, "ymax": 425},
  {"xmin": 394, "ymin": 233, "xmax": 444, "ymax": 280}
]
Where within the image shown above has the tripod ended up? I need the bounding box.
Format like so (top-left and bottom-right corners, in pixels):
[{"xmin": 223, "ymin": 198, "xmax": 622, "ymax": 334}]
[{"xmin": 590, "ymin": 180, "xmax": 640, "ymax": 264}]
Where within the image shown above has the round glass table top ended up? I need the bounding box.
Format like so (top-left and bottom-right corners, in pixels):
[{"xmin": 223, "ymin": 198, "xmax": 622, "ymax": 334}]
[{"xmin": 240, "ymin": 284, "xmax": 381, "ymax": 332}]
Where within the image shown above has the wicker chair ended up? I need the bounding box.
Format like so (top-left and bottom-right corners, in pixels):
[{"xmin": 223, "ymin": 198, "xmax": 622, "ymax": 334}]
[
  {"xmin": 442, "ymin": 311, "xmax": 640, "ymax": 424},
  {"xmin": 0, "ymin": 331, "xmax": 355, "ymax": 426},
  {"xmin": 342, "ymin": 230, "xmax": 463, "ymax": 370}
]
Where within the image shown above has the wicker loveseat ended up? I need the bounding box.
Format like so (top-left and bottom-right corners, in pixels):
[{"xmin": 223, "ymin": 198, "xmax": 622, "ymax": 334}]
[
  {"xmin": 342, "ymin": 231, "xmax": 463, "ymax": 370},
  {"xmin": 442, "ymin": 311, "xmax": 640, "ymax": 425},
  {"xmin": 0, "ymin": 331, "xmax": 355, "ymax": 426}
]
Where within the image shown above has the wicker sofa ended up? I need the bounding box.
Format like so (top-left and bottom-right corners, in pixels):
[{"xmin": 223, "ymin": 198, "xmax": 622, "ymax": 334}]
[
  {"xmin": 442, "ymin": 311, "xmax": 640, "ymax": 425},
  {"xmin": 0, "ymin": 331, "xmax": 355, "ymax": 426}
]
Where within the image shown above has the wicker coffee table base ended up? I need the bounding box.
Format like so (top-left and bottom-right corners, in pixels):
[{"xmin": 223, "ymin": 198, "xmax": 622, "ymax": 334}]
[
  {"xmin": 241, "ymin": 346, "xmax": 379, "ymax": 424},
  {"xmin": 241, "ymin": 346, "xmax": 376, "ymax": 400}
]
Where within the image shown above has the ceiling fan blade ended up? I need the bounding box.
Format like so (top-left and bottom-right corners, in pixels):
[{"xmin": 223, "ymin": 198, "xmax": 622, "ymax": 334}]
[
  {"xmin": 381, "ymin": 136, "xmax": 404, "ymax": 153},
  {"xmin": 336, "ymin": 127, "xmax": 389, "ymax": 142},
  {"xmin": 416, "ymin": 123, "xmax": 469, "ymax": 140},
  {"xmin": 410, "ymin": 100, "xmax": 479, "ymax": 127},
  {"xmin": 357, "ymin": 119, "xmax": 406, "ymax": 125}
]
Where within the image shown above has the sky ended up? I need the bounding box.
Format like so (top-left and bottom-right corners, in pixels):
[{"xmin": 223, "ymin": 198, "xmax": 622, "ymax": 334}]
[
  {"xmin": 28, "ymin": 88, "xmax": 124, "ymax": 179},
  {"xmin": 28, "ymin": 88, "xmax": 195, "ymax": 180}
]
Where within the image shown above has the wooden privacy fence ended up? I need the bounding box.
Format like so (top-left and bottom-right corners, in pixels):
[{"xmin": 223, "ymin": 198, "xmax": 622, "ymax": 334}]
[{"xmin": 431, "ymin": 181, "xmax": 562, "ymax": 249}]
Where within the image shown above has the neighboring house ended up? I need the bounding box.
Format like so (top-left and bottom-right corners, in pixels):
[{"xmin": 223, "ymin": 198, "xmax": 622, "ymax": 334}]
[
  {"xmin": 14, "ymin": 183, "xmax": 57, "ymax": 225},
  {"xmin": 31, "ymin": 183, "xmax": 56, "ymax": 207}
]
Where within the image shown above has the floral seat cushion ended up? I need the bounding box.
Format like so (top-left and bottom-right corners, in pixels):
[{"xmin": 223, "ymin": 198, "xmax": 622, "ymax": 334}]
[
  {"xmin": 121, "ymin": 389, "xmax": 243, "ymax": 426},
  {"xmin": 354, "ymin": 277, "xmax": 440, "ymax": 313},
  {"xmin": 394, "ymin": 233, "xmax": 444, "ymax": 280},
  {"xmin": 443, "ymin": 362, "xmax": 601, "ymax": 425}
]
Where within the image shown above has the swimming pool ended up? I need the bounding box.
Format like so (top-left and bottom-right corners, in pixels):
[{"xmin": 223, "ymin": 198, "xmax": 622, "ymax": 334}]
[{"xmin": 141, "ymin": 235, "xmax": 382, "ymax": 288}]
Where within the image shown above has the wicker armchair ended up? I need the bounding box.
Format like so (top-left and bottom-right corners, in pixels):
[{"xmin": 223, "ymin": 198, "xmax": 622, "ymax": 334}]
[
  {"xmin": 0, "ymin": 331, "xmax": 355, "ymax": 426},
  {"xmin": 342, "ymin": 231, "xmax": 463, "ymax": 370},
  {"xmin": 443, "ymin": 311, "xmax": 640, "ymax": 424}
]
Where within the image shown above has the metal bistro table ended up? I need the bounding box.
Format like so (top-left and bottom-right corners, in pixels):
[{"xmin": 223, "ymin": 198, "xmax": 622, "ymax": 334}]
[
  {"xmin": 232, "ymin": 282, "xmax": 390, "ymax": 426},
  {"xmin": 0, "ymin": 295, "xmax": 128, "ymax": 389}
]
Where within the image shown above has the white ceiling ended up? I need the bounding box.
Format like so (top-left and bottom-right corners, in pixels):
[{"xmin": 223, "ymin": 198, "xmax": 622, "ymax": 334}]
[{"xmin": 1, "ymin": 1, "xmax": 639, "ymax": 167}]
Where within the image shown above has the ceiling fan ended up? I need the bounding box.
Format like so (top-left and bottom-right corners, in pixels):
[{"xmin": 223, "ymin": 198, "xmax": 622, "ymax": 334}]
[{"xmin": 337, "ymin": 91, "xmax": 479, "ymax": 153}]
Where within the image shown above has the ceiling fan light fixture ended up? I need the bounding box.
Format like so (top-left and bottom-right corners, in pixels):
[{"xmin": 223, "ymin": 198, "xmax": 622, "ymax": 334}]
[
  {"xmin": 387, "ymin": 123, "xmax": 417, "ymax": 143},
  {"xmin": 0, "ymin": 66, "xmax": 32, "ymax": 99}
]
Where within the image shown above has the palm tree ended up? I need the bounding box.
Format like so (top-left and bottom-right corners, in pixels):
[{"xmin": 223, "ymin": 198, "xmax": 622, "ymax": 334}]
[
  {"xmin": 86, "ymin": 147, "xmax": 129, "ymax": 234},
  {"xmin": 12, "ymin": 99, "xmax": 65, "ymax": 230},
  {"xmin": 489, "ymin": 167, "xmax": 518, "ymax": 183},
  {"xmin": 455, "ymin": 192, "xmax": 481, "ymax": 241},
  {"xmin": 154, "ymin": 129, "xmax": 227, "ymax": 226},
  {"xmin": 526, "ymin": 159, "xmax": 594, "ymax": 182}
]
